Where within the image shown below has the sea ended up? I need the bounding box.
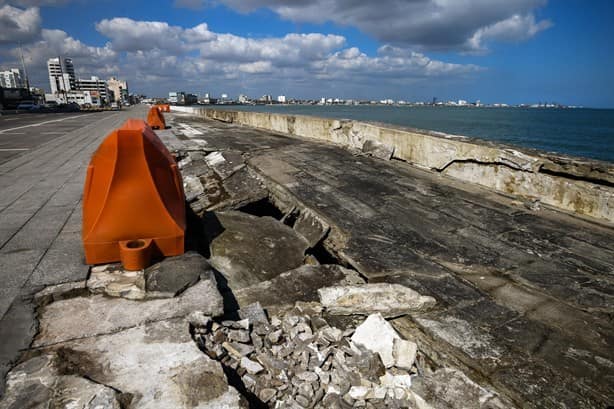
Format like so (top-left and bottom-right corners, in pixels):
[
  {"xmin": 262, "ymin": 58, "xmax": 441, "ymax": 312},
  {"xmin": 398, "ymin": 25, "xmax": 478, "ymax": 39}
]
[{"xmin": 213, "ymin": 105, "xmax": 614, "ymax": 163}]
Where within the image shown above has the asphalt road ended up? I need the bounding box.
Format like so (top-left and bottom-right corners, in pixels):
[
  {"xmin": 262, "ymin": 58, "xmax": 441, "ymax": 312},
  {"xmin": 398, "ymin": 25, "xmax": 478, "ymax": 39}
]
[{"xmin": 0, "ymin": 111, "xmax": 118, "ymax": 164}]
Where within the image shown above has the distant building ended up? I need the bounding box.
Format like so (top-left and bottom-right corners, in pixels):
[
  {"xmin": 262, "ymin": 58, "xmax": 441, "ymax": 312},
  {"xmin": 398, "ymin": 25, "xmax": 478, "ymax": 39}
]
[
  {"xmin": 107, "ymin": 77, "xmax": 129, "ymax": 103},
  {"xmin": 0, "ymin": 68, "xmax": 24, "ymax": 88},
  {"xmin": 238, "ymin": 94, "xmax": 249, "ymax": 104},
  {"xmin": 76, "ymin": 76, "xmax": 109, "ymax": 105},
  {"xmin": 186, "ymin": 93, "xmax": 198, "ymax": 105},
  {"xmin": 47, "ymin": 57, "xmax": 76, "ymax": 94},
  {"xmin": 277, "ymin": 95, "xmax": 286, "ymax": 103},
  {"xmin": 169, "ymin": 91, "xmax": 185, "ymax": 105}
]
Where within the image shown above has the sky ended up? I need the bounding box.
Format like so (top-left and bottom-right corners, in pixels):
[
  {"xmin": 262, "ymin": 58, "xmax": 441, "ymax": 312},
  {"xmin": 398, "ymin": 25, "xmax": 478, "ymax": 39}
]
[{"xmin": 0, "ymin": 0, "xmax": 612, "ymax": 107}]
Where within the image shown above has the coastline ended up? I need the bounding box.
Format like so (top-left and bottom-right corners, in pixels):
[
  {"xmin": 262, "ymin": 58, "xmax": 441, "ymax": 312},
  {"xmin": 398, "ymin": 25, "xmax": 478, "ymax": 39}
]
[{"xmin": 207, "ymin": 104, "xmax": 614, "ymax": 163}]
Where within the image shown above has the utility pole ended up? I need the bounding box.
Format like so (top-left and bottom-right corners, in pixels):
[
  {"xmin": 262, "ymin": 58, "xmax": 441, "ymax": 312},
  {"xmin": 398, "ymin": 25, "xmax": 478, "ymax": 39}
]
[{"xmin": 18, "ymin": 43, "xmax": 31, "ymax": 90}]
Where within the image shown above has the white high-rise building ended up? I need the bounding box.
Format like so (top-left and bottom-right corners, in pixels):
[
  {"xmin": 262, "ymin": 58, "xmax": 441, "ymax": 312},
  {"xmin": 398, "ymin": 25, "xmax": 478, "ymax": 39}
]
[
  {"xmin": 47, "ymin": 57, "xmax": 76, "ymax": 94},
  {"xmin": 0, "ymin": 68, "xmax": 24, "ymax": 88}
]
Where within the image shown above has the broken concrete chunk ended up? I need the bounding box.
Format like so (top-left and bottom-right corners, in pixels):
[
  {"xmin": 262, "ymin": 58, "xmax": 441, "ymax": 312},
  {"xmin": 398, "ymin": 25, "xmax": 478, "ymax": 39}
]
[
  {"xmin": 318, "ymin": 283, "xmax": 436, "ymax": 317},
  {"xmin": 410, "ymin": 367, "xmax": 507, "ymax": 409},
  {"xmin": 0, "ymin": 355, "xmax": 123, "ymax": 409},
  {"xmin": 229, "ymin": 329, "xmax": 251, "ymax": 343},
  {"xmin": 206, "ymin": 211, "xmax": 310, "ymax": 289},
  {"xmin": 351, "ymin": 314, "xmax": 400, "ymax": 368},
  {"xmin": 223, "ymin": 341, "xmax": 255, "ymax": 359},
  {"xmin": 235, "ymin": 264, "xmax": 364, "ymax": 308},
  {"xmin": 206, "ymin": 151, "xmax": 246, "ymax": 179},
  {"xmin": 145, "ymin": 251, "xmax": 210, "ymax": 298},
  {"xmin": 293, "ymin": 208, "xmax": 330, "ymax": 247},
  {"xmin": 379, "ymin": 372, "xmax": 412, "ymax": 389},
  {"xmin": 240, "ymin": 357, "xmax": 264, "ymax": 375},
  {"xmin": 238, "ymin": 302, "xmax": 269, "ymax": 326},
  {"xmin": 2, "ymin": 319, "xmax": 246, "ymax": 409},
  {"xmin": 145, "ymin": 251, "xmax": 215, "ymax": 298},
  {"xmin": 188, "ymin": 311, "xmax": 211, "ymax": 330},
  {"xmin": 362, "ymin": 139, "xmax": 395, "ymax": 160},
  {"xmin": 87, "ymin": 266, "xmax": 145, "ymax": 300},
  {"xmin": 259, "ymin": 388, "xmax": 277, "ymax": 403},
  {"xmin": 348, "ymin": 385, "xmax": 371, "ymax": 400},
  {"xmin": 392, "ymin": 338, "xmax": 418, "ymax": 370},
  {"xmin": 183, "ymin": 174, "xmax": 205, "ymax": 202},
  {"xmin": 35, "ymin": 278, "xmax": 223, "ymax": 347}
]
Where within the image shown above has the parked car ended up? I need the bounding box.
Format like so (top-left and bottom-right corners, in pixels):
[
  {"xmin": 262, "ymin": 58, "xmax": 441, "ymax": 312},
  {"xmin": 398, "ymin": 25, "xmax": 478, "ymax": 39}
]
[
  {"xmin": 110, "ymin": 102, "xmax": 120, "ymax": 110},
  {"xmin": 17, "ymin": 101, "xmax": 41, "ymax": 111},
  {"xmin": 58, "ymin": 102, "xmax": 80, "ymax": 112}
]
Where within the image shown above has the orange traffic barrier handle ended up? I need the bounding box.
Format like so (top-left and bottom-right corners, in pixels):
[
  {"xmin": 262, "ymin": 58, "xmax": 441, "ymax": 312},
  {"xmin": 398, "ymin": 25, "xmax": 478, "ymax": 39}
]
[
  {"xmin": 119, "ymin": 239, "xmax": 153, "ymax": 270},
  {"xmin": 82, "ymin": 118, "xmax": 185, "ymax": 267},
  {"xmin": 147, "ymin": 106, "xmax": 166, "ymax": 130}
]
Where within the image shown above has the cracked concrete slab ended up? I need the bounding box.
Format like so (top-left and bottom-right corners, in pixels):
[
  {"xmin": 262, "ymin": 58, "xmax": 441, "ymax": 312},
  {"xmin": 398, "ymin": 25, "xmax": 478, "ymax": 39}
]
[
  {"xmin": 2, "ymin": 319, "xmax": 246, "ymax": 409},
  {"xmin": 35, "ymin": 275, "xmax": 223, "ymax": 347},
  {"xmin": 205, "ymin": 211, "xmax": 310, "ymax": 289},
  {"xmin": 167, "ymin": 113, "xmax": 614, "ymax": 408}
]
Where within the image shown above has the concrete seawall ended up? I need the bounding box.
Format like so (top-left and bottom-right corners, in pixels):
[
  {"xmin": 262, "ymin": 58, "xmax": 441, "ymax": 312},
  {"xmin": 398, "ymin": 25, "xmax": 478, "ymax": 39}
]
[{"xmin": 172, "ymin": 106, "xmax": 614, "ymax": 223}]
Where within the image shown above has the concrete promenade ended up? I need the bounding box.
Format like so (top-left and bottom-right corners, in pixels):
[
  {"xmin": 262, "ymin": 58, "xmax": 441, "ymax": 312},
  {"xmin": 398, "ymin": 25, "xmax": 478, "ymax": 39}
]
[
  {"xmin": 0, "ymin": 106, "xmax": 144, "ymax": 387},
  {"xmin": 0, "ymin": 105, "xmax": 612, "ymax": 407},
  {"xmin": 167, "ymin": 112, "xmax": 614, "ymax": 407}
]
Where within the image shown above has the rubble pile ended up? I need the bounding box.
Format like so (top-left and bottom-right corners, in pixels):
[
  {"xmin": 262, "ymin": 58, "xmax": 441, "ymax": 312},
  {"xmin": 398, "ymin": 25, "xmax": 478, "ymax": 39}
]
[{"xmin": 191, "ymin": 302, "xmax": 430, "ymax": 409}]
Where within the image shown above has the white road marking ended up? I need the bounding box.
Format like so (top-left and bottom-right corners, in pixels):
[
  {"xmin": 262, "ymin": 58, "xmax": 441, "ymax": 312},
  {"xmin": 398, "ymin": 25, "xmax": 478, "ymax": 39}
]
[
  {"xmin": 0, "ymin": 113, "xmax": 95, "ymax": 134},
  {"xmin": 0, "ymin": 148, "xmax": 29, "ymax": 151},
  {"xmin": 41, "ymin": 131, "xmax": 65, "ymax": 135},
  {"xmin": 2, "ymin": 118, "xmax": 20, "ymax": 121},
  {"xmin": 179, "ymin": 124, "xmax": 203, "ymax": 137}
]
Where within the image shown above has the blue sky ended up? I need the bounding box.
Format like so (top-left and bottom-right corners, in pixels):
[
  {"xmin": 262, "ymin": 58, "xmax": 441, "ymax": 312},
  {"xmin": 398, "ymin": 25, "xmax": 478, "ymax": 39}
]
[{"xmin": 1, "ymin": 0, "xmax": 613, "ymax": 107}]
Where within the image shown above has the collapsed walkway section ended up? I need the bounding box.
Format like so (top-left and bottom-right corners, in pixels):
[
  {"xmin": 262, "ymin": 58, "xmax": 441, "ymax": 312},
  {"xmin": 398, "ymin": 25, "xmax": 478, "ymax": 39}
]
[{"xmin": 160, "ymin": 111, "xmax": 614, "ymax": 408}]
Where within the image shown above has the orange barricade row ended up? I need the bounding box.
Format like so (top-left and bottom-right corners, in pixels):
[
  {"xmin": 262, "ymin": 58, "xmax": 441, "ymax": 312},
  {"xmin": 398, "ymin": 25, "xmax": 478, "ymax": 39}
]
[
  {"xmin": 147, "ymin": 106, "xmax": 166, "ymax": 129},
  {"xmin": 82, "ymin": 119, "xmax": 185, "ymax": 270},
  {"xmin": 155, "ymin": 104, "xmax": 171, "ymax": 112}
]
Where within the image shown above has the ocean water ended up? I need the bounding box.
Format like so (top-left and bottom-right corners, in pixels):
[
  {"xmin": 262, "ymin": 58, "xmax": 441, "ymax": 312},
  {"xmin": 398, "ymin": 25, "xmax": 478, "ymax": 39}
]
[{"xmin": 213, "ymin": 105, "xmax": 614, "ymax": 163}]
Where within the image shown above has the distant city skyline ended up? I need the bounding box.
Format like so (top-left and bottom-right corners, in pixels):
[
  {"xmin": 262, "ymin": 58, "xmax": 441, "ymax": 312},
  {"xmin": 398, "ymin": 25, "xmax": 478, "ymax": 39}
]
[{"xmin": 0, "ymin": 1, "xmax": 613, "ymax": 108}]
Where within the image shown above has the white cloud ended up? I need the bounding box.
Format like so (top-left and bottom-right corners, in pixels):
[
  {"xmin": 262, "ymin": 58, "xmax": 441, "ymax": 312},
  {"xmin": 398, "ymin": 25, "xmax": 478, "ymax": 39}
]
[
  {"xmin": 2, "ymin": 10, "xmax": 483, "ymax": 98},
  {"xmin": 8, "ymin": 28, "xmax": 118, "ymax": 87},
  {"xmin": 0, "ymin": 5, "xmax": 40, "ymax": 44},
  {"xmin": 95, "ymin": 18, "xmax": 217, "ymax": 53},
  {"xmin": 97, "ymin": 18, "xmax": 185, "ymax": 53},
  {"xmin": 198, "ymin": 33, "xmax": 346, "ymax": 65},
  {"xmin": 311, "ymin": 45, "xmax": 481, "ymax": 80},
  {"xmin": 466, "ymin": 13, "xmax": 552, "ymax": 53},
  {"xmin": 210, "ymin": 0, "xmax": 552, "ymax": 52}
]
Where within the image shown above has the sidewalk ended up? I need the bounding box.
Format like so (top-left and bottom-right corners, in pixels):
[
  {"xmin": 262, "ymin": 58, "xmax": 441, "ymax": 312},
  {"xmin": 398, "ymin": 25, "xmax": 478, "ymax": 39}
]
[{"xmin": 0, "ymin": 106, "xmax": 144, "ymax": 390}]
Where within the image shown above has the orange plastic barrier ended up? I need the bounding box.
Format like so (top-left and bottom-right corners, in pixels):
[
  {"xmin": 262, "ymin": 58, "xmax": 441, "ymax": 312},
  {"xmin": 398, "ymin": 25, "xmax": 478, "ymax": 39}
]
[
  {"xmin": 82, "ymin": 119, "xmax": 185, "ymax": 270},
  {"xmin": 147, "ymin": 106, "xmax": 166, "ymax": 129}
]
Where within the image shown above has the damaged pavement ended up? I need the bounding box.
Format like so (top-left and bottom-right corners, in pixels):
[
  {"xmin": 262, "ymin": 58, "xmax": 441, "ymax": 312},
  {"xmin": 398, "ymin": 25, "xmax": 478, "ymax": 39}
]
[{"xmin": 1, "ymin": 108, "xmax": 613, "ymax": 408}]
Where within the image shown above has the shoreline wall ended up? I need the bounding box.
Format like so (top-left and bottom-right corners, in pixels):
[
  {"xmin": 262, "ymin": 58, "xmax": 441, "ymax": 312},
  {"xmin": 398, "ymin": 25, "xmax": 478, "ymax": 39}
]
[{"xmin": 170, "ymin": 106, "xmax": 614, "ymax": 223}]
